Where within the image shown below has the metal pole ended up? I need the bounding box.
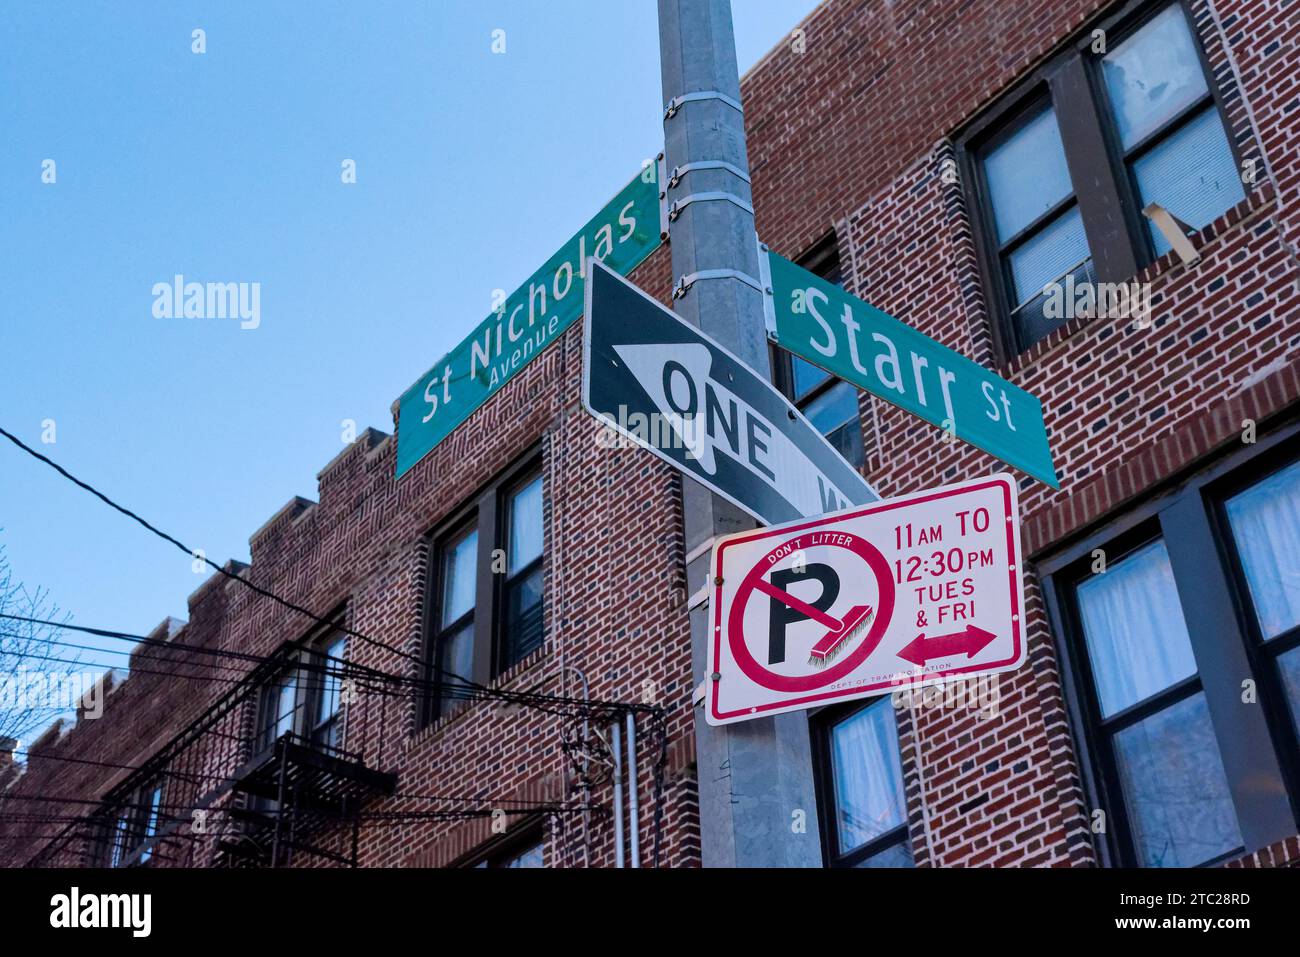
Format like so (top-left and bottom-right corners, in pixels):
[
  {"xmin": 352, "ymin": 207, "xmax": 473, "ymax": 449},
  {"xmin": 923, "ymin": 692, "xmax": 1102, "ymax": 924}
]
[
  {"xmin": 611, "ymin": 720, "xmax": 625, "ymax": 868},
  {"xmin": 625, "ymin": 712, "xmax": 640, "ymax": 868},
  {"xmin": 270, "ymin": 740, "xmax": 289, "ymax": 868},
  {"xmin": 657, "ymin": 0, "xmax": 824, "ymax": 867}
]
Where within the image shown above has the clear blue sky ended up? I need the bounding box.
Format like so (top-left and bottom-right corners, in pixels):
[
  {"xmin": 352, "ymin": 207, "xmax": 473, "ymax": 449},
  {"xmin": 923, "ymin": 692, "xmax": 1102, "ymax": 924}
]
[{"xmin": 0, "ymin": 1, "xmax": 821, "ymax": 740}]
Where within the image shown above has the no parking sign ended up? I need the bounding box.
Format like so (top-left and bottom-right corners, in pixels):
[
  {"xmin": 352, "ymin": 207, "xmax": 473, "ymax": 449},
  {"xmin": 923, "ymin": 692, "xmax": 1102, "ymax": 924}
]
[{"xmin": 706, "ymin": 474, "xmax": 1026, "ymax": 725}]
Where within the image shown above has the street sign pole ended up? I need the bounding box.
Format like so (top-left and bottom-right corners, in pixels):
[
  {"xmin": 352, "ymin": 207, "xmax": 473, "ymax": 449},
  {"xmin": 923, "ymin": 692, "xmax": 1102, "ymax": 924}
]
[{"xmin": 658, "ymin": 0, "xmax": 833, "ymax": 867}]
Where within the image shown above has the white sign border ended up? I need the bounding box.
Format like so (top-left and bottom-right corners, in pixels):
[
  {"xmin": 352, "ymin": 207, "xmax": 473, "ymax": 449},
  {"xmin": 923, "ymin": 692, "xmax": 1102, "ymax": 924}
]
[{"xmin": 705, "ymin": 473, "xmax": 1027, "ymax": 725}]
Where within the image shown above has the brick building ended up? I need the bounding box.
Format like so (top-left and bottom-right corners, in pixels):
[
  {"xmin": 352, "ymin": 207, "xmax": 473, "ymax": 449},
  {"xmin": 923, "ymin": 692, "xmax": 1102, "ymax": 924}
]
[{"xmin": 3, "ymin": 0, "xmax": 1299, "ymax": 869}]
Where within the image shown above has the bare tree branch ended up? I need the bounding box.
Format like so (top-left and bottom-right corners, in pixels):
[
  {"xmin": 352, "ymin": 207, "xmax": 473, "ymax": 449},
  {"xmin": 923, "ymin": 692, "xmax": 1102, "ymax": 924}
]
[{"xmin": 0, "ymin": 538, "xmax": 82, "ymax": 746}]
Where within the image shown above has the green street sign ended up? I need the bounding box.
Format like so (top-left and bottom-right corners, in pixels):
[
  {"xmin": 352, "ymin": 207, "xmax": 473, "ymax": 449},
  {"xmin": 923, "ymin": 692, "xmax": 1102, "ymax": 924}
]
[
  {"xmin": 765, "ymin": 251, "xmax": 1059, "ymax": 488},
  {"xmin": 395, "ymin": 166, "xmax": 665, "ymax": 478}
]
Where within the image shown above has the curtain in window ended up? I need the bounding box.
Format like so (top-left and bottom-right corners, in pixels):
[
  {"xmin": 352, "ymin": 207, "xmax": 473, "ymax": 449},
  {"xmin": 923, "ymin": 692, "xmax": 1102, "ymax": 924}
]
[
  {"xmin": 1224, "ymin": 459, "xmax": 1300, "ymax": 640},
  {"xmin": 1112, "ymin": 692, "xmax": 1242, "ymax": 866},
  {"xmin": 442, "ymin": 530, "xmax": 478, "ymax": 626},
  {"xmin": 508, "ymin": 478, "xmax": 543, "ymax": 574},
  {"xmin": 1076, "ymin": 540, "xmax": 1198, "ymax": 717},
  {"xmin": 830, "ymin": 700, "xmax": 906, "ymax": 853}
]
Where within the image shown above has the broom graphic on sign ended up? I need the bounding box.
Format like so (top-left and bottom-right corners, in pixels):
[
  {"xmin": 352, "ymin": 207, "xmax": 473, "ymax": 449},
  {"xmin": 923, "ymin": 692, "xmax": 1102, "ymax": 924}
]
[{"xmin": 756, "ymin": 579, "xmax": 875, "ymax": 668}]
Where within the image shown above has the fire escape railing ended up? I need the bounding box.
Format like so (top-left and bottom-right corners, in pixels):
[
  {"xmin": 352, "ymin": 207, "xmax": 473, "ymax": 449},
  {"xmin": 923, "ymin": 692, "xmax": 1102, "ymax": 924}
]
[{"xmin": 26, "ymin": 641, "xmax": 397, "ymax": 869}]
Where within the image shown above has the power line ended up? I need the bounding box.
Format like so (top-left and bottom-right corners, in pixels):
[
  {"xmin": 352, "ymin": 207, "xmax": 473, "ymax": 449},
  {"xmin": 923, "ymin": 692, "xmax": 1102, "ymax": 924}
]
[
  {"xmin": 0, "ymin": 430, "xmax": 647, "ymax": 714},
  {"xmin": 0, "ymin": 645, "xmax": 251, "ymax": 690},
  {"xmin": 0, "ymin": 425, "xmax": 671, "ymax": 865},
  {"xmin": 0, "ymin": 612, "xmax": 267, "ymax": 665},
  {"xmin": 3, "ymin": 632, "xmax": 253, "ymax": 681},
  {"xmin": 0, "ymin": 425, "xmax": 438, "ymax": 677},
  {"xmin": 0, "ymin": 639, "xmax": 595, "ymax": 713}
]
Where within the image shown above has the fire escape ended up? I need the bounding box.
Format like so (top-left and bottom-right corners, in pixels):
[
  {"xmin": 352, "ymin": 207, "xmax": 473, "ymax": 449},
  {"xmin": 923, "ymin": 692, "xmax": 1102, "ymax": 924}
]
[
  {"xmin": 214, "ymin": 731, "xmax": 396, "ymax": 868},
  {"xmin": 28, "ymin": 633, "xmax": 397, "ymax": 869}
]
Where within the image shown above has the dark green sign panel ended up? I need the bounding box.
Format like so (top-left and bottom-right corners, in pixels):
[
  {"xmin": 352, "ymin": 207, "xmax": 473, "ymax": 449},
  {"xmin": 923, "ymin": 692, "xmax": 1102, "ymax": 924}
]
[
  {"xmin": 395, "ymin": 167, "xmax": 664, "ymax": 478},
  {"xmin": 766, "ymin": 251, "xmax": 1059, "ymax": 488}
]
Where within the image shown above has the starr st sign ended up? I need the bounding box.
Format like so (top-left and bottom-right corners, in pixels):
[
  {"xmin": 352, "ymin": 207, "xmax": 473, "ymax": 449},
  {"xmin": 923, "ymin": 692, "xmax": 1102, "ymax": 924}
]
[{"xmin": 706, "ymin": 474, "xmax": 1026, "ymax": 725}]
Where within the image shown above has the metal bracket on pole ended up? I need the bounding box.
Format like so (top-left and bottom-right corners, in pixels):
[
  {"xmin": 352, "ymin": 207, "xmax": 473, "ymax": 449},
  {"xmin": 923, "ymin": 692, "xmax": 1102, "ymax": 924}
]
[
  {"xmin": 673, "ymin": 268, "xmax": 764, "ymax": 300},
  {"xmin": 663, "ymin": 89, "xmax": 744, "ymax": 121},
  {"xmin": 668, "ymin": 191, "xmax": 754, "ymax": 222},
  {"xmin": 667, "ymin": 160, "xmax": 751, "ymax": 190},
  {"xmin": 657, "ymin": 153, "xmax": 670, "ymax": 242},
  {"xmin": 756, "ymin": 237, "xmax": 777, "ymax": 340}
]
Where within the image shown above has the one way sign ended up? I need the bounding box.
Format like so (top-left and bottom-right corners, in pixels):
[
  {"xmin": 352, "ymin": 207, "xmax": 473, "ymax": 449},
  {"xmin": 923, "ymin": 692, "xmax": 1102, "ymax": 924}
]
[{"xmin": 582, "ymin": 259, "xmax": 877, "ymax": 525}]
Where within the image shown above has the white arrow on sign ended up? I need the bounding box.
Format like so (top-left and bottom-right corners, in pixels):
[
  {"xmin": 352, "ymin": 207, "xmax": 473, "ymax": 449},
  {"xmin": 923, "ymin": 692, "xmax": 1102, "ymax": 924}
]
[
  {"xmin": 611, "ymin": 341, "xmax": 860, "ymax": 515},
  {"xmin": 583, "ymin": 258, "xmax": 876, "ymax": 526}
]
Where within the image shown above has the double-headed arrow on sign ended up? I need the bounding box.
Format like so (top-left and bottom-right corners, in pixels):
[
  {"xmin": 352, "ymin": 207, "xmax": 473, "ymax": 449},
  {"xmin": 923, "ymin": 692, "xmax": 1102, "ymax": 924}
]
[{"xmin": 896, "ymin": 625, "xmax": 998, "ymax": 667}]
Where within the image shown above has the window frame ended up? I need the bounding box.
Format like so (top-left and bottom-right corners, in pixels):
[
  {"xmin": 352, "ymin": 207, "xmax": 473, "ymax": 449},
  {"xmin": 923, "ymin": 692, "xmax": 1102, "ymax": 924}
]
[
  {"xmin": 809, "ymin": 697, "xmax": 913, "ymax": 868},
  {"xmin": 1039, "ymin": 421, "xmax": 1300, "ymax": 866},
  {"xmin": 1052, "ymin": 523, "xmax": 1230, "ymax": 866},
  {"xmin": 957, "ymin": 0, "xmax": 1247, "ymax": 360},
  {"xmin": 103, "ymin": 779, "xmax": 166, "ymax": 868},
  {"xmin": 421, "ymin": 450, "xmax": 545, "ymax": 726},
  {"xmin": 462, "ymin": 822, "xmax": 546, "ymax": 868},
  {"xmin": 1209, "ymin": 447, "xmax": 1300, "ymax": 799},
  {"xmin": 426, "ymin": 514, "xmax": 480, "ymax": 722},
  {"xmin": 976, "ymin": 96, "xmax": 1089, "ymax": 319},
  {"xmin": 499, "ymin": 468, "xmax": 546, "ymax": 671},
  {"xmin": 770, "ymin": 234, "xmax": 868, "ymax": 470},
  {"xmin": 255, "ymin": 666, "xmax": 302, "ymax": 755},
  {"xmin": 307, "ymin": 629, "xmax": 348, "ymax": 751},
  {"xmin": 1086, "ymin": 0, "xmax": 1246, "ymax": 263},
  {"xmin": 253, "ymin": 618, "xmax": 345, "ymax": 756}
]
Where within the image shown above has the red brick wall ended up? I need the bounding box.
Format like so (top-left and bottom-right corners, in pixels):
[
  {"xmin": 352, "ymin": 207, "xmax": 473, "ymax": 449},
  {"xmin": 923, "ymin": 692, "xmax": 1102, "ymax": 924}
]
[
  {"xmin": 743, "ymin": 0, "xmax": 1299, "ymax": 866},
  {"xmin": 4, "ymin": 0, "xmax": 1298, "ymax": 869}
]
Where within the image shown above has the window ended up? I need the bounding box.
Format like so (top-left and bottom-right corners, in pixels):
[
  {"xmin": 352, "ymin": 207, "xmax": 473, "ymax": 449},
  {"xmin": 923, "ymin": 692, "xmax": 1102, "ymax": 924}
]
[
  {"xmin": 502, "ymin": 473, "xmax": 544, "ymax": 669},
  {"xmin": 257, "ymin": 672, "xmax": 296, "ymax": 753},
  {"xmin": 309, "ymin": 631, "xmax": 348, "ymax": 750},
  {"xmin": 105, "ymin": 780, "xmax": 165, "ymax": 868},
  {"xmin": 254, "ymin": 624, "xmax": 347, "ymax": 753},
  {"xmin": 1043, "ymin": 434, "xmax": 1300, "ymax": 866},
  {"xmin": 813, "ymin": 697, "xmax": 913, "ymax": 867},
  {"xmin": 257, "ymin": 669, "xmax": 300, "ymax": 754},
  {"xmin": 1222, "ymin": 458, "xmax": 1300, "ymax": 739},
  {"xmin": 961, "ymin": 1, "xmax": 1246, "ymax": 355},
  {"xmin": 423, "ymin": 454, "xmax": 545, "ymax": 724},
  {"xmin": 139, "ymin": 785, "xmax": 163, "ymax": 864},
  {"xmin": 1098, "ymin": 4, "xmax": 1245, "ymax": 257},
  {"xmin": 772, "ymin": 237, "xmax": 866, "ymax": 469},
  {"xmin": 472, "ymin": 835, "xmax": 544, "ymax": 869},
  {"xmin": 978, "ymin": 103, "xmax": 1095, "ymax": 350},
  {"xmin": 1072, "ymin": 540, "xmax": 1240, "ymax": 866},
  {"xmin": 431, "ymin": 526, "xmax": 478, "ymax": 718}
]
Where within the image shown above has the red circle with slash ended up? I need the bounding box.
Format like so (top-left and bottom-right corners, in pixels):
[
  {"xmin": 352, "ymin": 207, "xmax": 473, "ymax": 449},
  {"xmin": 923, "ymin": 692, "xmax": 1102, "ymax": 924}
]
[{"xmin": 727, "ymin": 533, "xmax": 895, "ymax": 692}]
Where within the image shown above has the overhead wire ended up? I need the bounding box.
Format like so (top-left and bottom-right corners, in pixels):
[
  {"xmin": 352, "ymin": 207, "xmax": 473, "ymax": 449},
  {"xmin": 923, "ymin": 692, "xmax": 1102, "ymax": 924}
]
[{"xmin": 0, "ymin": 424, "xmax": 671, "ymax": 866}]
